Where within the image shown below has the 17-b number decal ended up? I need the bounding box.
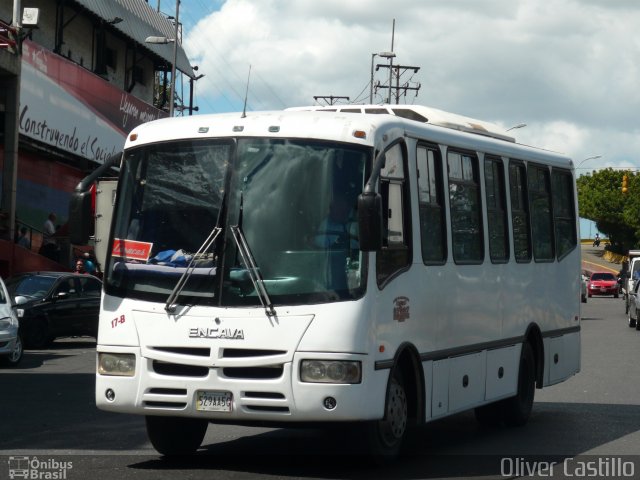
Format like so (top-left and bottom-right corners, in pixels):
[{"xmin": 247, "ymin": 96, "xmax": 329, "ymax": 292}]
[{"xmin": 111, "ymin": 315, "xmax": 126, "ymax": 328}]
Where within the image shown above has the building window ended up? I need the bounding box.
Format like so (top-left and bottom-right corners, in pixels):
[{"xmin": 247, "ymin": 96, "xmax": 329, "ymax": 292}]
[
  {"xmin": 133, "ymin": 66, "xmax": 146, "ymax": 86},
  {"xmin": 106, "ymin": 48, "xmax": 117, "ymax": 70}
]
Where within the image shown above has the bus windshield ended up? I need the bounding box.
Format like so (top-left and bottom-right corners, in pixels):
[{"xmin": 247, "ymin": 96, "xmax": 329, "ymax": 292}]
[{"xmin": 105, "ymin": 138, "xmax": 369, "ymax": 307}]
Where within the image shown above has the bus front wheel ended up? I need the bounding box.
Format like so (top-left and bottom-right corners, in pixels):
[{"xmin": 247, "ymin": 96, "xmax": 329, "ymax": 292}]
[
  {"xmin": 145, "ymin": 415, "xmax": 208, "ymax": 456},
  {"xmin": 364, "ymin": 368, "xmax": 408, "ymax": 460}
]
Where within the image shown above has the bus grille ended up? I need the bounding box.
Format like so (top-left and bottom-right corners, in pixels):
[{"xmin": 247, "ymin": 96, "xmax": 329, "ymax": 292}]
[
  {"xmin": 223, "ymin": 365, "xmax": 284, "ymax": 379},
  {"xmin": 152, "ymin": 360, "xmax": 209, "ymax": 377}
]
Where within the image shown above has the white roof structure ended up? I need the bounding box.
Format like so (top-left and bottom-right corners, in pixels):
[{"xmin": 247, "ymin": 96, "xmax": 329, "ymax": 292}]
[{"xmin": 286, "ymin": 104, "xmax": 516, "ymax": 143}]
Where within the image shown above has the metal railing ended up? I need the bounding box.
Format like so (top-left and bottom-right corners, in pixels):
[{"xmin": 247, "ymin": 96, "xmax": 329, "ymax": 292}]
[{"xmin": 0, "ymin": 19, "xmax": 17, "ymax": 54}]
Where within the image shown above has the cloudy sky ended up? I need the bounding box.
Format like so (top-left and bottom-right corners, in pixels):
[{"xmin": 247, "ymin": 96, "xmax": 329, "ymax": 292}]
[{"xmin": 171, "ymin": 0, "xmax": 639, "ymax": 177}]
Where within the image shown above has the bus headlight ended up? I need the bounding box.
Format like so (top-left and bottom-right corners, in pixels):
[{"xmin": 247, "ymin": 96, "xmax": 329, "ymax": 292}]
[
  {"xmin": 300, "ymin": 360, "xmax": 361, "ymax": 384},
  {"xmin": 98, "ymin": 353, "xmax": 136, "ymax": 376}
]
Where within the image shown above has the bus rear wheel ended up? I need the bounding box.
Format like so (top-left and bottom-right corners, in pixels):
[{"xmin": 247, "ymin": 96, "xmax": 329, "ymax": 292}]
[
  {"xmin": 502, "ymin": 342, "xmax": 536, "ymax": 427},
  {"xmin": 364, "ymin": 368, "xmax": 408, "ymax": 460},
  {"xmin": 145, "ymin": 416, "xmax": 208, "ymax": 456}
]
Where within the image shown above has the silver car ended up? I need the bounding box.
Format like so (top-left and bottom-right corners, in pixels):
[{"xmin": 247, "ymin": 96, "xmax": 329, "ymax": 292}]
[{"xmin": 0, "ymin": 276, "xmax": 22, "ymax": 366}]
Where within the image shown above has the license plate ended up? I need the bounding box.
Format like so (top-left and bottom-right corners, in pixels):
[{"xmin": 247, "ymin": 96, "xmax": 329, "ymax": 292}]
[
  {"xmin": 600, "ymin": 288, "xmax": 607, "ymax": 292},
  {"xmin": 196, "ymin": 390, "xmax": 232, "ymax": 412}
]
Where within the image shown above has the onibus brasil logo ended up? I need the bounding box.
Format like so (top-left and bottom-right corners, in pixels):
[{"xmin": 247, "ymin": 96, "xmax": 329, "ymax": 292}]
[{"xmin": 8, "ymin": 456, "xmax": 73, "ymax": 479}]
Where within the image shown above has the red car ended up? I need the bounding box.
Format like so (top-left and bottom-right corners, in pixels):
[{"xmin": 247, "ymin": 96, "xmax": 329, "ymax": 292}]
[{"xmin": 587, "ymin": 272, "xmax": 619, "ymax": 298}]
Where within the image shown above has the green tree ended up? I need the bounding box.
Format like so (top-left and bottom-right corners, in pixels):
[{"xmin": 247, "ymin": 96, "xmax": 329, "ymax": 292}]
[{"xmin": 577, "ymin": 168, "xmax": 639, "ymax": 253}]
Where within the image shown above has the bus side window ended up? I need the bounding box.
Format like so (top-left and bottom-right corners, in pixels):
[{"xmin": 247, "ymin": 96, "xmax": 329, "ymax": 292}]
[
  {"xmin": 509, "ymin": 161, "xmax": 532, "ymax": 263},
  {"xmin": 448, "ymin": 150, "xmax": 483, "ymax": 264},
  {"xmin": 551, "ymin": 169, "xmax": 577, "ymax": 259},
  {"xmin": 528, "ymin": 165, "xmax": 555, "ymax": 261},
  {"xmin": 484, "ymin": 156, "xmax": 509, "ymax": 263},
  {"xmin": 416, "ymin": 144, "xmax": 446, "ymax": 264},
  {"xmin": 376, "ymin": 142, "xmax": 412, "ymax": 286}
]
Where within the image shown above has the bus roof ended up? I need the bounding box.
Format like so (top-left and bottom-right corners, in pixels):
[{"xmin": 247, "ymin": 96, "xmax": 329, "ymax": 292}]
[
  {"xmin": 286, "ymin": 104, "xmax": 516, "ymax": 143},
  {"xmin": 124, "ymin": 106, "xmax": 572, "ymax": 168}
]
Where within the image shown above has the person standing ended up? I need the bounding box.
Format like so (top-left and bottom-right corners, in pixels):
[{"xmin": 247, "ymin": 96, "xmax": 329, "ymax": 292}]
[
  {"xmin": 83, "ymin": 252, "xmax": 97, "ymax": 275},
  {"xmin": 40, "ymin": 212, "xmax": 59, "ymax": 261},
  {"xmin": 74, "ymin": 258, "xmax": 87, "ymax": 274}
]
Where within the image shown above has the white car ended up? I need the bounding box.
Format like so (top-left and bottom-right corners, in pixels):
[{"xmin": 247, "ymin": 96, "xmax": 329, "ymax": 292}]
[{"xmin": 0, "ymin": 276, "xmax": 22, "ymax": 366}]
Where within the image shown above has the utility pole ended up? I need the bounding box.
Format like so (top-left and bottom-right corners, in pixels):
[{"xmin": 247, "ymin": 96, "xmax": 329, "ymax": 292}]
[
  {"xmin": 313, "ymin": 95, "xmax": 349, "ymax": 106},
  {"xmin": 374, "ymin": 64, "xmax": 421, "ymax": 104}
]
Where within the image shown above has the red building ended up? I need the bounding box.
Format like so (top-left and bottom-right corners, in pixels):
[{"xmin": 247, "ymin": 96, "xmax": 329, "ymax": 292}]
[{"xmin": 0, "ymin": 0, "xmax": 196, "ymax": 277}]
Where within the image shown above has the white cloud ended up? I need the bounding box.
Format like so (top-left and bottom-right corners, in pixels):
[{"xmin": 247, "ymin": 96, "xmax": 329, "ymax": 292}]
[{"xmin": 183, "ymin": 0, "xmax": 640, "ymax": 166}]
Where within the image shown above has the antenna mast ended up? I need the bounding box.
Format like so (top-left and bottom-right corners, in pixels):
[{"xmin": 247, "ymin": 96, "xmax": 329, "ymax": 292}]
[{"xmin": 241, "ymin": 64, "xmax": 251, "ymax": 118}]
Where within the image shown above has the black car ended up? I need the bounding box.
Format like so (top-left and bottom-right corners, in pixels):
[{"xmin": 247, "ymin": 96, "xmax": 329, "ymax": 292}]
[{"xmin": 6, "ymin": 272, "xmax": 102, "ymax": 348}]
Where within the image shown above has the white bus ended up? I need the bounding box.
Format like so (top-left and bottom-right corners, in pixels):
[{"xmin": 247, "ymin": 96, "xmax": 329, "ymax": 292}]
[{"xmin": 76, "ymin": 105, "xmax": 581, "ymax": 458}]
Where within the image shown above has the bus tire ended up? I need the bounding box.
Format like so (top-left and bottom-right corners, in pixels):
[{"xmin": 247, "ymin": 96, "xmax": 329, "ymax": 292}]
[
  {"xmin": 364, "ymin": 368, "xmax": 408, "ymax": 460},
  {"xmin": 503, "ymin": 342, "xmax": 535, "ymax": 427},
  {"xmin": 145, "ymin": 416, "xmax": 208, "ymax": 456}
]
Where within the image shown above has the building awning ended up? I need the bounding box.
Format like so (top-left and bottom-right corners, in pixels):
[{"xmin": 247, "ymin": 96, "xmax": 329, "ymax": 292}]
[{"xmin": 71, "ymin": 0, "xmax": 195, "ymax": 79}]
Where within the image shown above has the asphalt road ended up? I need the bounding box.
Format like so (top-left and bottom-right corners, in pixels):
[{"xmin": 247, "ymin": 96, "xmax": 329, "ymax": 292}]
[{"xmin": 1, "ymin": 245, "xmax": 639, "ymax": 479}]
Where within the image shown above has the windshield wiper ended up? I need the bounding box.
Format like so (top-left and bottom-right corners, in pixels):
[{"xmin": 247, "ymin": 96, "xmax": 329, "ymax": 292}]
[
  {"xmin": 165, "ymin": 226, "xmax": 222, "ymax": 313},
  {"xmin": 230, "ymin": 225, "xmax": 276, "ymax": 318}
]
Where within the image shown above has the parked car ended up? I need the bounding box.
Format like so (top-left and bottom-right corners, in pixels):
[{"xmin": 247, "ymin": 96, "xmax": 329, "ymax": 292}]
[
  {"xmin": 587, "ymin": 271, "xmax": 619, "ymax": 299},
  {"xmin": 581, "ymin": 272, "xmax": 588, "ymax": 303},
  {"xmin": 628, "ymin": 281, "xmax": 640, "ymax": 329},
  {"xmin": 0, "ymin": 276, "xmax": 22, "ymax": 366},
  {"xmin": 6, "ymin": 272, "xmax": 102, "ymax": 349}
]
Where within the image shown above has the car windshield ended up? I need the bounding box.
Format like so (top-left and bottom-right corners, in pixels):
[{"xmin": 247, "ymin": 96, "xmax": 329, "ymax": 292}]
[
  {"xmin": 105, "ymin": 137, "xmax": 369, "ymax": 307},
  {"xmin": 6, "ymin": 275, "xmax": 57, "ymax": 300},
  {"xmin": 591, "ymin": 273, "xmax": 615, "ymax": 281}
]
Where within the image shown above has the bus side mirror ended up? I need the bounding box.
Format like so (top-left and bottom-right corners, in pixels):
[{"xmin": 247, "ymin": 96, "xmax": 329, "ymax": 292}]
[
  {"xmin": 69, "ymin": 191, "xmax": 92, "ymax": 245},
  {"xmin": 357, "ymin": 192, "xmax": 383, "ymax": 251}
]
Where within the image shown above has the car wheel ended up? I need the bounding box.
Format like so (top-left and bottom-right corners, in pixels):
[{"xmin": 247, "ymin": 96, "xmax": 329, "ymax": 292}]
[
  {"xmin": 502, "ymin": 342, "xmax": 536, "ymax": 427},
  {"xmin": 145, "ymin": 416, "xmax": 208, "ymax": 456},
  {"xmin": 1, "ymin": 334, "xmax": 24, "ymax": 366},
  {"xmin": 614, "ymin": 293, "xmax": 619, "ymax": 299},
  {"xmin": 25, "ymin": 318, "xmax": 51, "ymax": 349},
  {"xmin": 362, "ymin": 368, "xmax": 408, "ymax": 461}
]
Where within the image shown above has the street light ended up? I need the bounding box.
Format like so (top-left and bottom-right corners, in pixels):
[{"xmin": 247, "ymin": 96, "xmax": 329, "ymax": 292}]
[
  {"xmin": 145, "ymin": 1, "xmax": 180, "ymax": 116},
  {"xmin": 506, "ymin": 123, "xmax": 527, "ymax": 131},
  {"xmin": 577, "ymin": 155, "xmax": 602, "ymax": 169},
  {"xmin": 370, "ymin": 51, "xmax": 395, "ymax": 104}
]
